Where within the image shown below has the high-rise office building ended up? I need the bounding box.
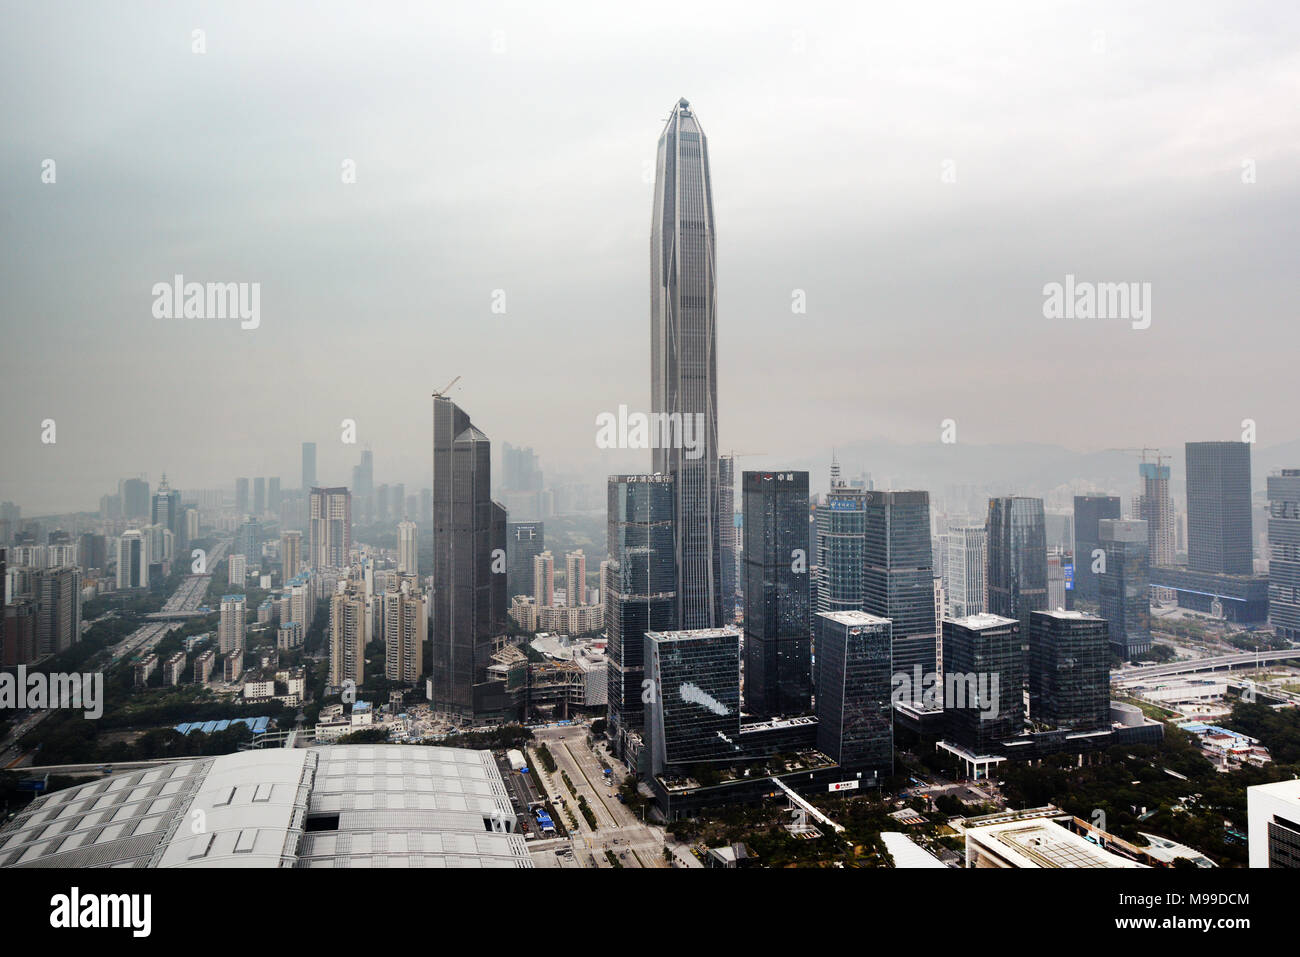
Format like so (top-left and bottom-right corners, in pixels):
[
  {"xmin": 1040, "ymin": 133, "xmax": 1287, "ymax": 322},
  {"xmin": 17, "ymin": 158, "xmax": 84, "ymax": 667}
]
[
  {"xmin": 234, "ymin": 519, "xmax": 259, "ymax": 568},
  {"xmin": 121, "ymin": 478, "xmax": 150, "ymax": 520},
  {"xmin": 235, "ymin": 477, "xmax": 250, "ymax": 516},
  {"xmin": 1028, "ymin": 609, "xmax": 1109, "ymax": 730},
  {"xmin": 1186, "ymin": 441, "xmax": 1253, "ymax": 576},
  {"xmin": 651, "ymin": 98, "xmax": 722, "ymax": 631},
  {"xmin": 815, "ymin": 610, "xmax": 893, "ymax": 778},
  {"xmin": 301, "ymin": 442, "xmax": 317, "ymax": 490},
  {"xmin": 280, "ymin": 530, "xmax": 303, "ymax": 581},
  {"xmin": 1138, "ymin": 460, "xmax": 1180, "ymax": 587},
  {"xmin": 1267, "ymin": 469, "xmax": 1300, "ymax": 641},
  {"xmin": 742, "ymin": 471, "xmax": 812, "ymax": 718},
  {"xmin": 1098, "ymin": 518, "xmax": 1152, "ymax": 658},
  {"xmin": 507, "ymin": 522, "xmax": 544, "ymax": 600},
  {"xmin": 397, "ymin": 520, "xmax": 418, "ymax": 577},
  {"xmin": 151, "ymin": 474, "xmax": 181, "ymax": 540},
  {"xmin": 942, "ymin": 614, "xmax": 1026, "ymax": 754},
  {"xmin": 946, "ymin": 525, "xmax": 987, "ymax": 618},
  {"xmin": 78, "ymin": 533, "xmax": 107, "ymax": 572},
  {"xmin": 219, "ymin": 594, "xmax": 246, "ymax": 655},
  {"xmin": 116, "ymin": 530, "xmax": 148, "ymax": 589},
  {"xmin": 817, "ymin": 483, "xmax": 869, "ymax": 617},
  {"xmin": 383, "ymin": 584, "xmax": 425, "ymax": 684},
  {"xmin": 308, "ymin": 487, "xmax": 352, "ymax": 569},
  {"xmin": 268, "ymin": 477, "xmax": 281, "ymax": 514},
  {"xmin": 986, "ymin": 497, "xmax": 1049, "ymax": 633},
  {"xmin": 352, "ymin": 450, "xmax": 375, "ymax": 524},
  {"xmin": 1073, "ymin": 495, "xmax": 1121, "ymax": 604},
  {"xmin": 643, "ymin": 627, "xmax": 742, "ymax": 779},
  {"xmin": 430, "ymin": 395, "xmax": 507, "ymax": 718},
  {"xmin": 718, "ymin": 455, "xmax": 736, "ymax": 624},
  {"xmin": 863, "ymin": 490, "xmax": 936, "ymax": 688},
  {"xmin": 606, "ymin": 474, "xmax": 676, "ymax": 750},
  {"xmin": 253, "ymin": 477, "xmax": 266, "ymax": 516}
]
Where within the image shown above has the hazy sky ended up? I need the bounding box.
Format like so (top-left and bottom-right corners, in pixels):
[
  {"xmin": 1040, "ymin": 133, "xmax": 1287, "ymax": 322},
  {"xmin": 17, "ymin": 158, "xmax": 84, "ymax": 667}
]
[{"xmin": 3, "ymin": 1, "xmax": 1298, "ymax": 513}]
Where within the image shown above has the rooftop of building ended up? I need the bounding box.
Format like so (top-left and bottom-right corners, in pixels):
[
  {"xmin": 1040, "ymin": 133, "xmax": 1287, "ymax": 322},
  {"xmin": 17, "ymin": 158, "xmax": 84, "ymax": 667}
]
[
  {"xmin": 816, "ymin": 610, "xmax": 892, "ymax": 627},
  {"xmin": 645, "ymin": 626, "xmax": 741, "ymax": 643},
  {"xmin": 946, "ymin": 613, "xmax": 1019, "ymax": 631},
  {"xmin": 1248, "ymin": 778, "xmax": 1300, "ymax": 803},
  {"xmin": 0, "ymin": 745, "xmax": 530, "ymax": 869},
  {"xmin": 1033, "ymin": 608, "xmax": 1103, "ymax": 622},
  {"xmin": 962, "ymin": 811, "xmax": 1147, "ymax": 869}
]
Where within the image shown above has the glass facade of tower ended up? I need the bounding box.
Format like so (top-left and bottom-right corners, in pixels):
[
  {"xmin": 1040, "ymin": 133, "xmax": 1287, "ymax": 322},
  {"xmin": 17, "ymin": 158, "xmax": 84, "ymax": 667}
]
[
  {"xmin": 1098, "ymin": 519, "xmax": 1151, "ymax": 658},
  {"xmin": 430, "ymin": 397, "xmax": 508, "ymax": 718},
  {"xmin": 1267, "ymin": 470, "xmax": 1300, "ymax": 641},
  {"xmin": 507, "ymin": 521, "xmax": 544, "ymax": 601},
  {"xmin": 742, "ymin": 471, "xmax": 811, "ymax": 718},
  {"xmin": 986, "ymin": 497, "xmax": 1049, "ymax": 633},
  {"xmin": 1028, "ymin": 610, "xmax": 1109, "ymax": 730},
  {"xmin": 644, "ymin": 627, "xmax": 742, "ymax": 779},
  {"xmin": 942, "ymin": 614, "xmax": 1026, "ymax": 754},
  {"xmin": 1073, "ymin": 495, "xmax": 1121, "ymax": 603},
  {"xmin": 651, "ymin": 98, "xmax": 722, "ymax": 631},
  {"xmin": 862, "ymin": 490, "xmax": 936, "ymax": 686},
  {"xmin": 817, "ymin": 486, "xmax": 868, "ymax": 616},
  {"xmin": 814, "ymin": 611, "xmax": 893, "ymax": 776},
  {"xmin": 719, "ymin": 455, "xmax": 736, "ymax": 625},
  {"xmin": 606, "ymin": 475, "xmax": 677, "ymax": 751},
  {"xmin": 1186, "ymin": 441, "xmax": 1253, "ymax": 576},
  {"xmin": 948, "ymin": 525, "xmax": 987, "ymax": 618}
]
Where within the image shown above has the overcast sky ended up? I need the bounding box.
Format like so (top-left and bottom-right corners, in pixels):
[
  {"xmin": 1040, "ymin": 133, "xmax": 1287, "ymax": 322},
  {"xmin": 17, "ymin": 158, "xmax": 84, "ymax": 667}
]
[{"xmin": 2, "ymin": 1, "xmax": 1298, "ymax": 513}]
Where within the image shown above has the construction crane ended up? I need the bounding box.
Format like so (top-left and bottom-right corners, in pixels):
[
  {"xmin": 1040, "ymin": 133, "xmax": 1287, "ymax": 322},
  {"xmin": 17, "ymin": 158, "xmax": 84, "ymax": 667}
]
[
  {"xmin": 432, "ymin": 375, "xmax": 461, "ymax": 399},
  {"xmin": 1108, "ymin": 447, "xmax": 1170, "ymax": 467}
]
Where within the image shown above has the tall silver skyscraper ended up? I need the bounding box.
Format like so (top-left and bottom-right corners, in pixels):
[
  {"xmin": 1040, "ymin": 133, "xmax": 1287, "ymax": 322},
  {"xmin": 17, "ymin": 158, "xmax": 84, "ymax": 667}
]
[{"xmin": 651, "ymin": 97, "xmax": 721, "ymax": 629}]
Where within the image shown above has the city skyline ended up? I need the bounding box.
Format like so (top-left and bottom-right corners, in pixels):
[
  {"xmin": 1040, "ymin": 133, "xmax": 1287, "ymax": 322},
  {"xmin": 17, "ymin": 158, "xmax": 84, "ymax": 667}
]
[{"xmin": 1, "ymin": 1, "xmax": 1298, "ymax": 893}]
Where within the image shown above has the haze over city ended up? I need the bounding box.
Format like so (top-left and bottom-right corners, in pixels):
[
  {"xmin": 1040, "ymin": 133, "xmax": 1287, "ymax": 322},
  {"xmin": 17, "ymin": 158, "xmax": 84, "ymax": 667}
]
[{"xmin": 4, "ymin": 0, "xmax": 1299, "ymax": 513}]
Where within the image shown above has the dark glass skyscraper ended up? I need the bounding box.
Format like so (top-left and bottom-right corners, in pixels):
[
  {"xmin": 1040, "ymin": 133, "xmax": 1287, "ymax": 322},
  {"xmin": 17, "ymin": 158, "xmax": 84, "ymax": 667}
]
[
  {"xmin": 1186, "ymin": 441, "xmax": 1253, "ymax": 576},
  {"xmin": 986, "ymin": 496, "xmax": 1049, "ymax": 633},
  {"xmin": 814, "ymin": 611, "xmax": 893, "ymax": 778},
  {"xmin": 942, "ymin": 614, "xmax": 1026, "ymax": 754},
  {"xmin": 651, "ymin": 98, "xmax": 722, "ymax": 630},
  {"xmin": 644, "ymin": 627, "xmax": 742, "ymax": 779},
  {"xmin": 1099, "ymin": 518, "xmax": 1152, "ymax": 658},
  {"xmin": 1072, "ymin": 494, "xmax": 1121, "ymax": 603},
  {"xmin": 1267, "ymin": 470, "xmax": 1300, "ymax": 641},
  {"xmin": 1028, "ymin": 609, "xmax": 1109, "ymax": 730},
  {"xmin": 742, "ymin": 471, "xmax": 811, "ymax": 718},
  {"xmin": 430, "ymin": 395, "xmax": 507, "ymax": 718},
  {"xmin": 606, "ymin": 474, "xmax": 677, "ymax": 753},
  {"xmin": 719, "ymin": 455, "xmax": 736, "ymax": 625},
  {"xmin": 506, "ymin": 521, "xmax": 544, "ymax": 600},
  {"xmin": 862, "ymin": 490, "xmax": 936, "ymax": 687}
]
